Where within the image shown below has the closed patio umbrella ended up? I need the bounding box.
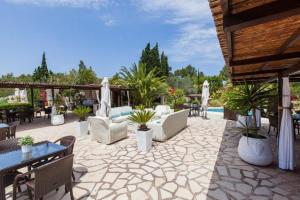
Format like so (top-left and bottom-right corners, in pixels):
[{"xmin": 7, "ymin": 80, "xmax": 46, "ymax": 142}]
[
  {"xmin": 278, "ymin": 77, "xmax": 294, "ymax": 170},
  {"xmin": 201, "ymin": 80, "xmax": 210, "ymax": 118},
  {"xmin": 99, "ymin": 77, "xmax": 111, "ymax": 117}
]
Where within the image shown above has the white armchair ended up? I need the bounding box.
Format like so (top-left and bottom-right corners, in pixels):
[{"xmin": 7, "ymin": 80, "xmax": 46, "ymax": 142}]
[{"xmin": 88, "ymin": 116, "xmax": 128, "ymax": 144}]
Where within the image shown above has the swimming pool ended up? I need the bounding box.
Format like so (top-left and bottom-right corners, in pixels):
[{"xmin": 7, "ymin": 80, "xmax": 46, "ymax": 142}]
[{"xmin": 207, "ymin": 107, "xmax": 224, "ymax": 113}]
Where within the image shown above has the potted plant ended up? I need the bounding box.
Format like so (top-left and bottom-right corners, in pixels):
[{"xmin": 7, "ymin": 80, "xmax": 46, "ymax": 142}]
[
  {"xmin": 128, "ymin": 107, "xmax": 155, "ymax": 152},
  {"xmin": 19, "ymin": 135, "xmax": 34, "ymax": 153},
  {"xmin": 51, "ymin": 94, "xmax": 65, "ymax": 126},
  {"xmin": 74, "ymin": 106, "xmax": 91, "ymax": 136},
  {"xmin": 223, "ymin": 82, "xmax": 275, "ymax": 166}
]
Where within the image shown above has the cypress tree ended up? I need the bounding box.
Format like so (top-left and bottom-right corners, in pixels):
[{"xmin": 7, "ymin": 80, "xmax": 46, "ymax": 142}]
[
  {"xmin": 32, "ymin": 52, "xmax": 50, "ymax": 82},
  {"xmin": 149, "ymin": 43, "xmax": 161, "ymax": 73},
  {"xmin": 139, "ymin": 43, "xmax": 151, "ymax": 70},
  {"xmin": 160, "ymin": 52, "xmax": 170, "ymax": 77}
]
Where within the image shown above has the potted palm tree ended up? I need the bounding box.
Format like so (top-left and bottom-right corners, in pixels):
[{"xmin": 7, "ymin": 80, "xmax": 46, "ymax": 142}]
[
  {"xmin": 128, "ymin": 107, "xmax": 155, "ymax": 152},
  {"xmin": 19, "ymin": 135, "xmax": 34, "ymax": 153},
  {"xmin": 223, "ymin": 82, "xmax": 275, "ymax": 166},
  {"xmin": 74, "ymin": 106, "xmax": 91, "ymax": 136}
]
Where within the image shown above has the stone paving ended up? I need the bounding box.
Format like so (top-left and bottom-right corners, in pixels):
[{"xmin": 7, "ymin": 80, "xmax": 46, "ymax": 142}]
[{"xmin": 5, "ymin": 114, "xmax": 300, "ymax": 200}]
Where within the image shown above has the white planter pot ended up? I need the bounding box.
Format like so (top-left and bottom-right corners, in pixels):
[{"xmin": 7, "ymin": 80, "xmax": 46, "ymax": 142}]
[
  {"xmin": 136, "ymin": 129, "xmax": 153, "ymax": 152},
  {"xmin": 236, "ymin": 115, "xmax": 253, "ymax": 128},
  {"xmin": 51, "ymin": 114, "xmax": 64, "ymax": 126},
  {"xmin": 238, "ymin": 135, "xmax": 273, "ymax": 166},
  {"xmin": 75, "ymin": 121, "xmax": 89, "ymax": 136},
  {"xmin": 21, "ymin": 145, "xmax": 32, "ymax": 153}
]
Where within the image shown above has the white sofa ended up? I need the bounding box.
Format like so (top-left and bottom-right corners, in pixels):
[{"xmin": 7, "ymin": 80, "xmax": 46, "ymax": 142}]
[
  {"xmin": 109, "ymin": 106, "xmax": 133, "ymax": 123},
  {"xmin": 88, "ymin": 116, "xmax": 128, "ymax": 144},
  {"xmin": 148, "ymin": 109, "xmax": 189, "ymax": 142}
]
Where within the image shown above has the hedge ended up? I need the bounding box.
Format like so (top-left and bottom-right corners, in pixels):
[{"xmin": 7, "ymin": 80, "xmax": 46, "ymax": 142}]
[{"xmin": 0, "ymin": 103, "xmax": 32, "ymax": 111}]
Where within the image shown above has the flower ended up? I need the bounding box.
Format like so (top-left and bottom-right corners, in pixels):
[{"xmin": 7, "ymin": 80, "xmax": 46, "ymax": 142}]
[
  {"xmin": 168, "ymin": 87, "xmax": 176, "ymax": 96},
  {"xmin": 291, "ymin": 96, "xmax": 298, "ymax": 101}
]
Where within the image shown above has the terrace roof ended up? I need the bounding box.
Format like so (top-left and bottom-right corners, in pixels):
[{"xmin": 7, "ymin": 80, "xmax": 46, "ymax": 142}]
[
  {"xmin": 0, "ymin": 81, "xmax": 130, "ymax": 91},
  {"xmin": 209, "ymin": 0, "xmax": 300, "ymax": 84}
]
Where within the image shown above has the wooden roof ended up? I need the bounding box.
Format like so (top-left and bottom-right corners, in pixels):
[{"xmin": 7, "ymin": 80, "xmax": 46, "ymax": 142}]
[
  {"xmin": 0, "ymin": 81, "xmax": 130, "ymax": 91},
  {"xmin": 209, "ymin": 0, "xmax": 300, "ymax": 84}
]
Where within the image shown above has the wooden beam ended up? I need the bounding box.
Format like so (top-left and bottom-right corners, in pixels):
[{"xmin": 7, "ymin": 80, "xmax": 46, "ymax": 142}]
[
  {"xmin": 230, "ymin": 52, "xmax": 300, "ymax": 66},
  {"xmin": 231, "ymin": 69, "xmax": 284, "ymax": 77},
  {"xmin": 278, "ymin": 73, "xmax": 283, "ymax": 133},
  {"xmin": 221, "ymin": 0, "xmax": 233, "ymax": 63},
  {"xmin": 224, "ymin": 0, "xmax": 300, "ymax": 32},
  {"xmin": 30, "ymin": 87, "xmax": 34, "ymax": 109},
  {"xmin": 258, "ymin": 28, "xmax": 300, "ymax": 71},
  {"xmin": 283, "ymin": 62, "xmax": 300, "ymax": 76}
]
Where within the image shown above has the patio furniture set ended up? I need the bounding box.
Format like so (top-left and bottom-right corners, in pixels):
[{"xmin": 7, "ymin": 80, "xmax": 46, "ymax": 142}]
[
  {"xmin": 0, "ymin": 109, "xmax": 34, "ymax": 124},
  {"xmin": 0, "ymin": 132, "xmax": 76, "ymax": 200},
  {"xmin": 88, "ymin": 105, "xmax": 189, "ymax": 143}
]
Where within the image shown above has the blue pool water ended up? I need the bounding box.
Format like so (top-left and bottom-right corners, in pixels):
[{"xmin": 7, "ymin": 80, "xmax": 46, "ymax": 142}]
[{"xmin": 207, "ymin": 108, "xmax": 224, "ymax": 113}]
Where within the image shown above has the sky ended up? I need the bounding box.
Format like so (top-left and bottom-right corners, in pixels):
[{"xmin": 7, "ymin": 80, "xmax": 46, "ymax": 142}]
[{"xmin": 0, "ymin": 0, "xmax": 224, "ymax": 77}]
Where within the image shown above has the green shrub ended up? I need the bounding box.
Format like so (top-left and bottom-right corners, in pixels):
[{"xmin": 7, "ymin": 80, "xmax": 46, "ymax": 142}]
[
  {"xmin": 209, "ymin": 99, "xmax": 223, "ymax": 107},
  {"xmin": 128, "ymin": 110, "xmax": 155, "ymax": 131},
  {"xmin": 0, "ymin": 103, "xmax": 32, "ymax": 111},
  {"xmin": 73, "ymin": 106, "xmax": 91, "ymax": 121}
]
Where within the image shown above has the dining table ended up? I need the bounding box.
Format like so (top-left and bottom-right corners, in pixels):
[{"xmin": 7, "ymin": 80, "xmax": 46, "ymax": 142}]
[{"xmin": 0, "ymin": 140, "xmax": 67, "ymax": 200}]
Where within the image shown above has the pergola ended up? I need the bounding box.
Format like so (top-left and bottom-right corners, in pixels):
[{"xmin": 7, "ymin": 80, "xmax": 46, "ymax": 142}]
[
  {"xmin": 0, "ymin": 81, "xmax": 132, "ymax": 108},
  {"xmin": 209, "ymin": 0, "xmax": 300, "ymax": 127}
]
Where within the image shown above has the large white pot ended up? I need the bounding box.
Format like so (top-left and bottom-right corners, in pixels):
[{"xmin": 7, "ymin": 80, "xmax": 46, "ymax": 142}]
[
  {"xmin": 136, "ymin": 129, "xmax": 153, "ymax": 152},
  {"xmin": 75, "ymin": 121, "xmax": 89, "ymax": 136},
  {"xmin": 51, "ymin": 114, "xmax": 64, "ymax": 126},
  {"xmin": 238, "ymin": 135, "xmax": 273, "ymax": 166},
  {"xmin": 236, "ymin": 115, "xmax": 253, "ymax": 128}
]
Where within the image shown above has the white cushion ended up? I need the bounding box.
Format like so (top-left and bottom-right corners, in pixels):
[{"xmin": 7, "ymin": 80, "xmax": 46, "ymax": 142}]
[{"xmin": 111, "ymin": 115, "xmax": 128, "ymax": 123}]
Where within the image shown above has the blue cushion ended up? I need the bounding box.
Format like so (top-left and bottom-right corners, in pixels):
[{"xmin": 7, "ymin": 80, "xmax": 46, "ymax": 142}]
[
  {"xmin": 121, "ymin": 111, "xmax": 132, "ymax": 116},
  {"xmin": 111, "ymin": 114, "xmax": 120, "ymax": 119}
]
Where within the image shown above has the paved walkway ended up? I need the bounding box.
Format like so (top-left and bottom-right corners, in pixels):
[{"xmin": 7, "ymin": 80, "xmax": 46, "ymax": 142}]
[{"xmin": 5, "ymin": 115, "xmax": 300, "ymax": 200}]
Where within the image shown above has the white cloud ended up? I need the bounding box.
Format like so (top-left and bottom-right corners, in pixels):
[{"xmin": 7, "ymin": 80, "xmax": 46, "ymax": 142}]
[
  {"xmin": 133, "ymin": 0, "xmax": 220, "ymax": 66},
  {"xmin": 100, "ymin": 15, "xmax": 116, "ymax": 26},
  {"xmin": 168, "ymin": 24, "xmax": 219, "ymax": 62},
  {"xmin": 5, "ymin": 0, "xmax": 112, "ymax": 9},
  {"xmin": 133, "ymin": 0, "xmax": 210, "ymax": 24}
]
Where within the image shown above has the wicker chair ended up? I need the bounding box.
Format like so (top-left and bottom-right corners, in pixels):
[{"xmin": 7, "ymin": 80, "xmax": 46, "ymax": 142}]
[
  {"xmin": 0, "ymin": 138, "xmax": 25, "ymax": 194},
  {"xmin": 13, "ymin": 154, "xmax": 75, "ymax": 200},
  {"xmin": 8, "ymin": 121, "xmax": 20, "ymax": 138},
  {"xmin": 0, "ymin": 138, "xmax": 19, "ymax": 152},
  {"xmin": 29, "ymin": 136, "xmax": 76, "ymax": 180},
  {"xmin": 0, "ymin": 128, "xmax": 7, "ymax": 141}
]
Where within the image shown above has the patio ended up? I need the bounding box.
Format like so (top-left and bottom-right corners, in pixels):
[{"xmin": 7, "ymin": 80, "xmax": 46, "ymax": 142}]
[{"xmin": 5, "ymin": 115, "xmax": 300, "ymax": 200}]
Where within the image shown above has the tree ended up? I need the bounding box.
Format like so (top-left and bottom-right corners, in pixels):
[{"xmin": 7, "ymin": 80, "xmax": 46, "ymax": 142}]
[
  {"xmin": 149, "ymin": 43, "xmax": 161, "ymax": 73},
  {"xmin": 120, "ymin": 63, "xmax": 165, "ymax": 107},
  {"xmin": 174, "ymin": 65, "xmax": 198, "ymax": 78},
  {"xmin": 219, "ymin": 65, "xmax": 229, "ymax": 81},
  {"xmin": 160, "ymin": 52, "xmax": 171, "ymax": 77},
  {"xmin": 76, "ymin": 60, "xmax": 98, "ymax": 84},
  {"xmin": 32, "ymin": 52, "xmax": 50, "ymax": 83},
  {"xmin": 139, "ymin": 43, "xmax": 171, "ymax": 77},
  {"xmin": 139, "ymin": 43, "xmax": 152, "ymax": 71}
]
